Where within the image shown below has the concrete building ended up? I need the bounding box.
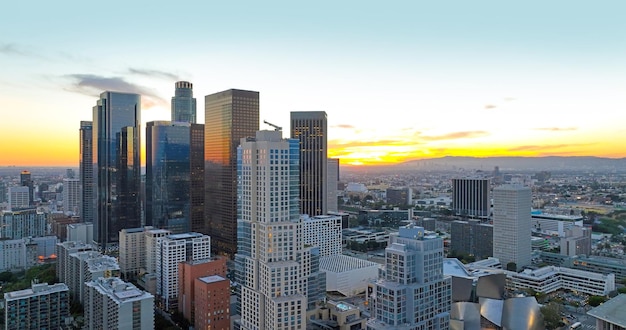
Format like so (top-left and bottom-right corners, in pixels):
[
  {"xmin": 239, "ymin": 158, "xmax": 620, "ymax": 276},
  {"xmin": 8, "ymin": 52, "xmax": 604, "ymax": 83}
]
[
  {"xmin": 587, "ymin": 294, "xmax": 626, "ymax": 330},
  {"xmin": 0, "ymin": 238, "xmax": 37, "ymax": 272},
  {"xmin": 67, "ymin": 251, "xmax": 120, "ymax": 303},
  {"xmin": 319, "ymin": 254, "xmax": 379, "ymax": 297},
  {"xmin": 178, "ymin": 257, "xmax": 227, "ymax": 325},
  {"xmin": 506, "ymin": 266, "xmax": 614, "ymax": 296},
  {"xmin": 386, "ymin": 187, "xmax": 413, "ymax": 206},
  {"xmin": 1, "ymin": 209, "xmax": 47, "ymax": 239},
  {"xmin": 119, "ymin": 227, "xmax": 149, "ymax": 280},
  {"xmin": 530, "ymin": 211, "xmax": 584, "ymax": 237},
  {"xmin": 8, "ymin": 186, "xmax": 30, "ymax": 211},
  {"xmin": 79, "ymin": 120, "xmax": 94, "ymax": 223},
  {"xmin": 67, "ymin": 222, "xmax": 93, "ymax": 244},
  {"xmin": 84, "ymin": 277, "xmax": 154, "ymax": 330},
  {"xmin": 327, "ymin": 158, "xmax": 340, "ymax": 213},
  {"xmin": 195, "ymin": 275, "xmax": 231, "ymax": 330},
  {"xmin": 62, "ymin": 178, "xmax": 80, "ymax": 216},
  {"xmin": 156, "ymin": 232, "xmax": 211, "ymax": 311},
  {"xmin": 302, "ymin": 214, "xmax": 342, "ymax": 257},
  {"xmin": 205, "ymin": 89, "xmax": 259, "ymax": 257},
  {"xmin": 450, "ymin": 219, "xmax": 493, "ymax": 259},
  {"xmin": 234, "ymin": 130, "xmax": 309, "ymax": 330},
  {"xmin": 493, "ymin": 185, "xmax": 531, "ymax": 271},
  {"xmin": 56, "ymin": 241, "xmax": 94, "ymax": 284},
  {"xmin": 452, "ymin": 178, "xmax": 490, "ymax": 218},
  {"xmin": 4, "ymin": 282, "xmax": 69, "ymax": 330},
  {"xmin": 367, "ymin": 226, "xmax": 452, "ymax": 330},
  {"xmin": 560, "ymin": 225, "xmax": 592, "ymax": 256},
  {"xmin": 145, "ymin": 228, "xmax": 172, "ymax": 274},
  {"xmin": 540, "ymin": 251, "xmax": 626, "ymax": 282},
  {"xmin": 312, "ymin": 300, "xmax": 368, "ymax": 330}
]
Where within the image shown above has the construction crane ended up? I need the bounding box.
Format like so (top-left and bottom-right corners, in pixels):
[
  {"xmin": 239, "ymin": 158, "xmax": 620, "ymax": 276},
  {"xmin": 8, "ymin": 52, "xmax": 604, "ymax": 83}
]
[{"xmin": 263, "ymin": 120, "xmax": 282, "ymax": 131}]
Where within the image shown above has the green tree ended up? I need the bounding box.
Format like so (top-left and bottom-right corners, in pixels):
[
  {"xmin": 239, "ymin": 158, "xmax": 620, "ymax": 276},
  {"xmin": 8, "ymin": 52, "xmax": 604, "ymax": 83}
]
[
  {"xmin": 588, "ymin": 295, "xmax": 608, "ymax": 307},
  {"xmin": 506, "ymin": 262, "xmax": 517, "ymax": 271},
  {"xmin": 541, "ymin": 302, "xmax": 564, "ymax": 330}
]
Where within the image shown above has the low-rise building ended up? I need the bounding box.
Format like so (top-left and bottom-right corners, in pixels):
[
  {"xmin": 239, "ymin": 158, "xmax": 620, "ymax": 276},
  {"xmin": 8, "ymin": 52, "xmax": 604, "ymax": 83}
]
[
  {"xmin": 319, "ymin": 254, "xmax": 379, "ymax": 297},
  {"xmin": 587, "ymin": 294, "xmax": 626, "ymax": 330}
]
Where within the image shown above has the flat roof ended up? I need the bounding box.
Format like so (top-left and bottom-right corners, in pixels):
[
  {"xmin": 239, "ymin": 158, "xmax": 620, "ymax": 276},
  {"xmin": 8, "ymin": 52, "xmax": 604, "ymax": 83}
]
[
  {"xmin": 199, "ymin": 275, "xmax": 226, "ymax": 284},
  {"xmin": 587, "ymin": 294, "xmax": 626, "ymax": 327}
]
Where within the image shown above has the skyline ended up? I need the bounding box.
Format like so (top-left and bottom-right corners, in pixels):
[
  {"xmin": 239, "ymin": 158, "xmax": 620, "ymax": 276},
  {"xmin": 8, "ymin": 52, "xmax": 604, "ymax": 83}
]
[{"xmin": 2, "ymin": 1, "xmax": 626, "ymax": 167}]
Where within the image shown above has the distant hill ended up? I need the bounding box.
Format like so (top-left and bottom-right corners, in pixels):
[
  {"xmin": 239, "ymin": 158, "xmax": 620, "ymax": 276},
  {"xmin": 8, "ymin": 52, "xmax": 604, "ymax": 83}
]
[{"xmin": 343, "ymin": 156, "xmax": 626, "ymax": 173}]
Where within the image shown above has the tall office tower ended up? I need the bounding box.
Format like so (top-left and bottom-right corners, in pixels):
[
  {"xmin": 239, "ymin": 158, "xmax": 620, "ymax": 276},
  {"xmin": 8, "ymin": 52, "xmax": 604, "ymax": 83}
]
[
  {"xmin": 84, "ymin": 277, "xmax": 154, "ymax": 330},
  {"xmin": 189, "ymin": 123, "xmax": 205, "ymax": 233},
  {"xmin": 79, "ymin": 121, "xmax": 94, "ymax": 223},
  {"xmin": 450, "ymin": 219, "xmax": 493, "ymax": 259},
  {"xmin": 146, "ymin": 121, "xmax": 193, "ymax": 233},
  {"xmin": 20, "ymin": 170, "xmax": 34, "ymax": 206},
  {"xmin": 63, "ymin": 178, "xmax": 80, "ymax": 216},
  {"xmin": 1, "ymin": 209, "xmax": 47, "ymax": 239},
  {"xmin": 93, "ymin": 91, "xmax": 141, "ymax": 249},
  {"xmin": 205, "ymin": 89, "xmax": 259, "ymax": 256},
  {"xmin": 0, "ymin": 180, "xmax": 7, "ymax": 203},
  {"xmin": 327, "ymin": 158, "xmax": 339, "ymax": 213},
  {"xmin": 367, "ymin": 226, "xmax": 451, "ymax": 330},
  {"xmin": 8, "ymin": 186, "xmax": 30, "ymax": 211},
  {"xmin": 3, "ymin": 282, "xmax": 69, "ymax": 330},
  {"xmin": 493, "ymin": 185, "xmax": 532, "ymax": 271},
  {"xmin": 171, "ymin": 81, "xmax": 197, "ymax": 123},
  {"xmin": 290, "ymin": 111, "xmax": 328, "ymax": 217},
  {"xmin": 302, "ymin": 214, "xmax": 342, "ymax": 257},
  {"xmin": 235, "ymin": 130, "xmax": 309, "ymax": 330},
  {"xmin": 452, "ymin": 177, "xmax": 491, "ymax": 218},
  {"xmin": 156, "ymin": 232, "xmax": 211, "ymax": 311}
]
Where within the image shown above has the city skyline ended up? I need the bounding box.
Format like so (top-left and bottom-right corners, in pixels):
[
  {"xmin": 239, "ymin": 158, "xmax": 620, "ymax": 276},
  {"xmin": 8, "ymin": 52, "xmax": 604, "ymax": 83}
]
[{"xmin": 2, "ymin": 1, "xmax": 626, "ymax": 167}]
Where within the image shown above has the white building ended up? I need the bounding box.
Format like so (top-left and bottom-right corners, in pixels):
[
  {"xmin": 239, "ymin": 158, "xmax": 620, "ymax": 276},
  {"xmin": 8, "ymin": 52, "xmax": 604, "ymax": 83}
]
[
  {"xmin": 67, "ymin": 222, "xmax": 93, "ymax": 244},
  {"xmin": 156, "ymin": 232, "xmax": 210, "ymax": 311},
  {"xmin": 302, "ymin": 214, "xmax": 342, "ymax": 257},
  {"xmin": 234, "ymin": 131, "xmax": 309, "ymax": 330},
  {"xmin": 62, "ymin": 178, "xmax": 80, "ymax": 216},
  {"xmin": 0, "ymin": 238, "xmax": 37, "ymax": 272},
  {"xmin": 319, "ymin": 254, "xmax": 379, "ymax": 297},
  {"xmin": 56, "ymin": 241, "xmax": 94, "ymax": 283},
  {"xmin": 505, "ymin": 265, "xmax": 615, "ymax": 296},
  {"xmin": 67, "ymin": 251, "xmax": 120, "ymax": 303},
  {"xmin": 84, "ymin": 277, "xmax": 154, "ymax": 330},
  {"xmin": 493, "ymin": 185, "xmax": 532, "ymax": 271},
  {"xmin": 8, "ymin": 186, "xmax": 29, "ymax": 211},
  {"xmin": 1, "ymin": 209, "xmax": 47, "ymax": 239},
  {"xmin": 145, "ymin": 228, "xmax": 171, "ymax": 274},
  {"xmin": 531, "ymin": 211, "xmax": 584, "ymax": 237},
  {"xmin": 4, "ymin": 282, "xmax": 69, "ymax": 330}
]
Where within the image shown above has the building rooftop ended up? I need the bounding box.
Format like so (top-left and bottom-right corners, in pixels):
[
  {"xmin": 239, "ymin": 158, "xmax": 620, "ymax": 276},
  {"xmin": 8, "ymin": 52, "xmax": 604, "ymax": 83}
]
[
  {"xmin": 320, "ymin": 254, "xmax": 379, "ymax": 273},
  {"xmin": 87, "ymin": 277, "xmax": 153, "ymax": 303},
  {"xmin": 166, "ymin": 232, "xmax": 205, "ymax": 240},
  {"xmin": 4, "ymin": 282, "xmax": 68, "ymax": 301},
  {"xmin": 443, "ymin": 258, "xmax": 472, "ymax": 278},
  {"xmin": 199, "ymin": 275, "xmax": 227, "ymax": 284},
  {"xmin": 587, "ymin": 294, "xmax": 626, "ymax": 327}
]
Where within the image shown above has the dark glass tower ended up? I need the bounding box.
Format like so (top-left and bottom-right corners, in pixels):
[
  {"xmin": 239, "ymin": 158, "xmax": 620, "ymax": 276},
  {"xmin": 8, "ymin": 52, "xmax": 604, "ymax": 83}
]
[
  {"xmin": 146, "ymin": 121, "xmax": 192, "ymax": 234},
  {"xmin": 93, "ymin": 91, "xmax": 141, "ymax": 250},
  {"xmin": 189, "ymin": 123, "xmax": 205, "ymax": 233},
  {"xmin": 79, "ymin": 121, "xmax": 94, "ymax": 223},
  {"xmin": 171, "ymin": 81, "xmax": 197, "ymax": 123},
  {"xmin": 20, "ymin": 170, "xmax": 34, "ymax": 206},
  {"xmin": 205, "ymin": 89, "xmax": 259, "ymax": 257},
  {"xmin": 290, "ymin": 111, "xmax": 328, "ymax": 217}
]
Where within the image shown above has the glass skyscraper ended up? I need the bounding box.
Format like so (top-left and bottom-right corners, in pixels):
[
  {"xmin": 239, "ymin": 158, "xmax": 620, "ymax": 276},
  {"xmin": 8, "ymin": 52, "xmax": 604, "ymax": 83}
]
[
  {"xmin": 93, "ymin": 91, "xmax": 141, "ymax": 250},
  {"xmin": 171, "ymin": 81, "xmax": 197, "ymax": 123},
  {"xmin": 146, "ymin": 121, "xmax": 192, "ymax": 234},
  {"xmin": 290, "ymin": 111, "xmax": 328, "ymax": 217},
  {"xmin": 79, "ymin": 121, "xmax": 93, "ymax": 223},
  {"xmin": 205, "ymin": 89, "xmax": 259, "ymax": 257}
]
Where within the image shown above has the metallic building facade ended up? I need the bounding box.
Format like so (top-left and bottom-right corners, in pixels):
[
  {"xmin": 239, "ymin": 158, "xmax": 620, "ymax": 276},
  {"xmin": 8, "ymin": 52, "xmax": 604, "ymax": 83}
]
[
  {"xmin": 204, "ymin": 89, "xmax": 259, "ymax": 257},
  {"xmin": 93, "ymin": 91, "xmax": 141, "ymax": 249},
  {"xmin": 171, "ymin": 81, "xmax": 197, "ymax": 123},
  {"xmin": 290, "ymin": 111, "xmax": 328, "ymax": 217},
  {"xmin": 79, "ymin": 121, "xmax": 94, "ymax": 223},
  {"xmin": 452, "ymin": 178, "xmax": 491, "ymax": 218},
  {"xmin": 146, "ymin": 121, "xmax": 192, "ymax": 234}
]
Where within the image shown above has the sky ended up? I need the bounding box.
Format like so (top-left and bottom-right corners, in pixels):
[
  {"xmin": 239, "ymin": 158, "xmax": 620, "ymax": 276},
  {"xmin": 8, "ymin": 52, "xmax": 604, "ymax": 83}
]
[{"xmin": 1, "ymin": 1, "xmax": 625, "ymax": 166}]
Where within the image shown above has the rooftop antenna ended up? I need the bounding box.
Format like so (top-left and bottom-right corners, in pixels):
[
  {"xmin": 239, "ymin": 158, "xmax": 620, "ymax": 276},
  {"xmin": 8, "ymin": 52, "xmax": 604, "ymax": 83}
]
[{"xmin": 263, "ymin": 120, "xmax": 282, "ymax": 131}]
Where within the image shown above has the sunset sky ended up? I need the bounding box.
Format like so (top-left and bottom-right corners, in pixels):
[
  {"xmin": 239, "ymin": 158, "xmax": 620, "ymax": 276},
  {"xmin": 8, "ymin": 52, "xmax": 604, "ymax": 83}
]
[{"xmin": 1, "ymin": 1, "xmax": 625, "ymax": 166}]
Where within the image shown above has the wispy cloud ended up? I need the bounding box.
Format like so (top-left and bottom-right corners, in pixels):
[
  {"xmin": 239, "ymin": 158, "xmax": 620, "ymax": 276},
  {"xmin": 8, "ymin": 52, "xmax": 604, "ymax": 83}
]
[
  {"xmin": 484, "ymin": 104, "xmax": 497, "ymax": 109},
  {"xmin": 534, "ymin": 127, "xmax": 578, "ymax": 132},
  {"xmin": 507, "ymin": 143, "xmax": 588, "ymax": 152},
  {"xmin": 128, "ymin": 68, "xmax": 179, "ymax": 81},
  {"xmin": 65, "ymin": 74, "xmax": 167, "ymax": 108},
  {"xmin": 420, "ymin": 131, "xmax": 489, "ymax": 141},
  {"xmin": 331, "ymin": 124, "xmax": 355, "ymax": 129},
  {"xmin": 0, "ymin": 43, "xmax": 37, "ymax": 57},
  {"xmin": 329, "ymin": 139, "xmax": 414, "ymax": 148}
]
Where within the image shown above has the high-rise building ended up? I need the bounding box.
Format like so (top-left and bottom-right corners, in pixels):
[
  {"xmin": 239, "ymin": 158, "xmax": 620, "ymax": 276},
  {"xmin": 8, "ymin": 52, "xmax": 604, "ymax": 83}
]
[
  {"xmin": 327, "ymin": 158, "xmax": 339, "ymax": 213},
  {"xmin": 156, "ymin": 232, "xmax": 211, "ymax": 311},
  {"xmin": 178, "ymin": 257, "xmax": 227, "ymax": 326},
  {"xmin": 84, "ymin": 277, "xmax": 154, "ymax": 330},
  {"xmin": 367, "ymin": 226, "xmax": 451, "ymax": 330},
  {"xmin": 20, "ymin": 170, "xmax": 34, "ymax": 206},
  {"xmin": 118, "ymin": 226, "xmax": 172, "ymax": 280},
  {"xmin": 450, "ymin": 219, "xmax": 493, "ymax": 259},
  {"xmin": 8, "ymin": 186, "xmax": 30, "ymax": 211},
  {"xmin": 0, "ymin": 180, "xmax": 7, "ymax": 203},
  {"xmin": 493, "ymin": 185, "xmax": 532, "ymax": 271},
  {"xmin": 205, "ymin": 89, "xmax": 259, "ymax": 256},
  {"xmin": 189, "ymin": 123, "xmax": 205, "ymax": 233},
  {"xmin": 302, "ymin": 214, "xmax": 342, "ymax": 257},
  {"xmin": 66, "ymin": 251, "xmax": 120, "ymax": 303},
  {"xmin": 235, "ymin": 130, "xmax": 309, "ymax": 330},
  {"xmin": 63, "ymin": 178, "xmax": 80, "ymax": 216},
  {"xmin": 171, "ymin": 81, "xmax": 197, "ymax": 123},
  {"xmin": 56, "ymin": 241, "xmax": 94, "ymax": 284},
  {"xmin": 93, "ymin": 91, "xmax": 141, "ymax": 249},
  {"xmin": 0, "ymin": 238, "xmax": 38, "ymax": 272},
  {"xmin": 146, "ymin": 121, "xmax": 193, "ymax": 233},
  {"xmin": 67, "ymin": 222, "xmax": 94, "ymax": 244},
  {"xmin": 0, "ymin": 209, "xmax": 47, "ymax": 239},
  {"xmin": 80, "ymin": 121, "xmax": 94, "ymax": 223},
  {"xmin": 290, "ymin": 111, "xmax": 328, "ymax": 217},
  {"xmin": 452, "ymin": 177, "xmax": 491, "ymax": 218},
  {"xmin": 560, "ymin": 226, "xmax": 592, "ymax": 257},
  {"xmin": 195, "ymin": 275, "xmax": 231, "ymax": 330},
  {"xmin": 4, "ymin": 282, "xmax": 69, "ymax": 330}
]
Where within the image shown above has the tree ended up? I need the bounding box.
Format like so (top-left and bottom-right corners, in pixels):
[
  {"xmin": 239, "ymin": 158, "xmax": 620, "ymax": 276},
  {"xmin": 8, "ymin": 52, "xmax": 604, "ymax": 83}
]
[
  {"xmin": 588, "ymin": 295, "xmax": 608, "ymax": 307},
  {"xmin": 506, "ymin": 262, "xmax": 517, "ymax": 271},
  {"xmin": 541, "ymin": 302, "xmax": 564, "ymax": 330}
]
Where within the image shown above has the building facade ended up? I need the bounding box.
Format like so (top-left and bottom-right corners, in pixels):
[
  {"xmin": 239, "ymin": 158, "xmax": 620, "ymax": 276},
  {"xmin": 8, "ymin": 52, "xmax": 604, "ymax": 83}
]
[
  {"xmin": 452, "ymin": 178, "xmax": 490, "ymax": 218},
  {"xmin": 195, "ymin": 275, "xmax": 231, "ymax": 330},
  {"xmin": 235, "ymin": 130, "xmax": 309, "ymax": 330},
  {"xmin": 492, "ymin": 185, "xmax": 532, "ymax": 271},
  {"xmin": 171, "ymin": 81, "xmax": 197, "ymax": 123},
  {"xmin": 1, "ymin": 209, "xmax": 47, "ymax": 239},
  {"xmin": 302, "ymin": 214, "xmax": 342, "ymax": 257},
  {"xmin": 8, "ymin": 186, "xmax": 30, "ymax": 211},
  {"xmin": 450, "ymin": 219, "xmax": 493, "ymax": 259},
  {"xmin": 327, "ymin": 158, "xmax": 339, "ymax": 213},
  {"xmin": 178, "ymin": 257, "xmax": 227, "ymax": 326},
  {"xmin": 4, "ymin": 282, "xmax": 69, "ymax": 330},
  {"xmin": 205, "ymin": 89, "xmax": 259, "ymax": 256},
  {"xmin": 290, "ymin": 111, "xmax": 328, "ymax": 217},
  {"xmin": 0, "ymin": 238, "xmax": 37, "ymax": 272},
  {"xmin": 80, "ymin": 121, "xmax": 94, "ymax": 223},
  {"xmin": 63, "ymin": 178, "xmax": 80, "ymax": 216},
  {"xmin": 93, "ymin": 91, "xmax": 141, "ymax": 249}
]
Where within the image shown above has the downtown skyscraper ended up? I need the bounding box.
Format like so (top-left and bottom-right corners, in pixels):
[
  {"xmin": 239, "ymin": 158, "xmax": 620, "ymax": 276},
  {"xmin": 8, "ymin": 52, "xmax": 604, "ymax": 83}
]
[
  {"xmin": 235, "ymin": 130, "xmax": 309, "ymax": 330},
  {"xmin": 291, "ymin": 111, "xmax": 328, "ymax": 217},
  {"xmin": 205, "ymin": 89, "xmax": 259, "ymax": 256},
  {"xmin": 171, "ymin": 81, "xmax": 197, "ymax": 123},
  {"xmin": 93, "ymin": 91, "xmax": 141, "ymax": 249},
  {"xmin": 79, "ymin": 121, "xmax": 94, "ymax": 223},
  {"xmin": 493, "ymin": 184, "xmax": 532, "ymax": 271}
]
